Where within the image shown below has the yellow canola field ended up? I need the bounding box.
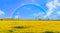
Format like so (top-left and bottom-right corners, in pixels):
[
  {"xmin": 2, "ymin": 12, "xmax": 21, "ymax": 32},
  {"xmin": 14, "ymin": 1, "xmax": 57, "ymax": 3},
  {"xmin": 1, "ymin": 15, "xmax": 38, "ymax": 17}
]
[{"xmin": 0, "ymin": 20, "xmax": 60, "ymax": 33}]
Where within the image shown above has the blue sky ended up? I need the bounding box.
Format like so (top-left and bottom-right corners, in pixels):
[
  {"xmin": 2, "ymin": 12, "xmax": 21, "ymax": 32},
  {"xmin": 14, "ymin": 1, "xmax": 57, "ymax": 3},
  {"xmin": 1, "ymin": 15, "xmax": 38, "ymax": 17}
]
[{"xmin": 0, "ymin": 0, "xmax": 60, "ymax": 19}]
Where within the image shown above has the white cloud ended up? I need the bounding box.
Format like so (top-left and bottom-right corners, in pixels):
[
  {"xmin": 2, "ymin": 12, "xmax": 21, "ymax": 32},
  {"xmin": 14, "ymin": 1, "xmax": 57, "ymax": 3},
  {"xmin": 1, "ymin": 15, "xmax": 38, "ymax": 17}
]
[
  {"xmin": 33, "ymin": 12, "xmax": 45, "ymax": 19},
  {"xmin": 57, "ymin": 11, "xmax": 60, "ymax": 15},
  {"xmin": 44, "ymin": 0, "xmax": 60, "ymax": 19},
  {"xmin": 14, "ymin": 15, "xmax": 19, "ymax": 19},
  {"xmin": 53, "ymin": 0, "xmax": 60, "ymax": 6},
  {"xmin": 31, "ymin": 0, "xmax": 35, "ymax": 2},
  {"xmin": 33, "ymin": 12, "xmax": 45, "ymax": 16},
  {"xmin": 0, "ymin": 10, "xmax": 5, "ymax": 16},
  {"xmin": 57, "ymin": 3, "xmax": 60, "ymax": 6}
]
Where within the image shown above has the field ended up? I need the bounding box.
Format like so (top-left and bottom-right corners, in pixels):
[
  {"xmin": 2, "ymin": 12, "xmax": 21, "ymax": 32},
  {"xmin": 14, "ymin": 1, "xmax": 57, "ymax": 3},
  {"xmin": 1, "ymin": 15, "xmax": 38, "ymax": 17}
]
[{"xmin": 0, "ymin": 19, "xmax": 60, "ymax": 33}]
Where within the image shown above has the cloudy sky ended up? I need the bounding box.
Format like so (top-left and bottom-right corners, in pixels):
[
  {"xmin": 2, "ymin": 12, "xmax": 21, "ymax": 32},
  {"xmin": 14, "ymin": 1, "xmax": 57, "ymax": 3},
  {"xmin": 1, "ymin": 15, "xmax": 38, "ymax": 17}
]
[{"xmin": 0, "ymin": 0, "xmax": 60, "ymax": 19}]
